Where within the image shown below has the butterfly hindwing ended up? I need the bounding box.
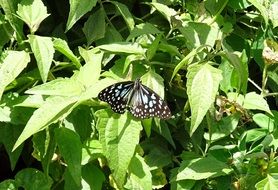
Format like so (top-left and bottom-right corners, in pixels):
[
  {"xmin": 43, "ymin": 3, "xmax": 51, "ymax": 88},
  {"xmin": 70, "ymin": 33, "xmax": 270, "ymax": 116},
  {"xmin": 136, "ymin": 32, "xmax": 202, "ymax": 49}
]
[
  {"xmin": 129, "ymin": 81, "xmax": 171, "ymax": 119},
  {"xmin": 98, "ymin": 81, "xmax": 134, "ymax": 113}
]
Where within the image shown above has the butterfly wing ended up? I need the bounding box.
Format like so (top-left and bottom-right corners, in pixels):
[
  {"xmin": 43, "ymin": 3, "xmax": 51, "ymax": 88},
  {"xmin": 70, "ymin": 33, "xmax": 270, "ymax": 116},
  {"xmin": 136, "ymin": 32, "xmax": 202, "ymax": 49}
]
[
  {"xmin": 98, "ymin": 81, "xmax": 134, "ymax": 113},
  {"xmin": 129, "ymin": 83, "xmax": 171, "ymax": 119}
]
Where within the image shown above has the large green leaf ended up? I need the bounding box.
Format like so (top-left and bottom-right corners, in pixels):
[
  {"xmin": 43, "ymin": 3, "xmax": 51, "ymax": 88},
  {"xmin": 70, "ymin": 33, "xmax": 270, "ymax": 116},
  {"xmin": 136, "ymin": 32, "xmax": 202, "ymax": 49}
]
[
  {"xmin": 16, "ymin": 0, "xmax": 50, "ymax": 33},
  {"xmin": 32, "ymin": 128, "xmax": 56, "ymax": 175},
  {"xmin": 15, "ymin": 168, "xmax": 53, "ymax": 190},
  {"xmin": 25, "ymin": 78, "xmax": 83, "ymax": 96},
  {"xmin": 179, "ymin": 22, "xmax": 219, "ymax": 51},
  {"xmin": 66, "ymin": 0, "xmax": 97, "ymax": 31},
  {"xmin": 0, "ymin": 124, "xmax": 23, "ymax": 170},
  {"xmin": 175, "ymin": 156, "xmax": 232, "ymax": 181},
  {"xmin": 171, "ymin": 45, "xmax": 207, "ymax": 82},
  {"xmin": 0, "ymin": 51, "xmax": 30, "ymax": 100},
  {"xmin": 148, "ymin": 2, "xmax": 177, "ymax": 26},
  {"xmin": 111, "ymin": 1, "xmax": 135, "ymax": 31},
  {"xmin": 243, "ymin": 92, "xmax": 272, "ymax": 115},
  {"xmin": 82, "ymin": 163, "xmax": 106, "ymax": 190},
  {"xmin": 127, "ymin": 23, "xmax": 162, "ymax": 41},
  {"xmin": 13, "ymin": 96, "xmax": 78, "ymax": 150},
  {"xmin": 28, "ymin": 35, "xmax": 54, "ymax": 83},
  {"xmin": 55, "ymin": 128, "xmax": 82, "ymax": 189},
  {"xmin": 53, "ymin": 38, "xmax": 81, "ymax": 68},
  {"xmin": 186, "ymin": 63, "xmax": 222, "ymax": 135},
  {"xmin": 124, "ymin": 154, "xmax": 152, "ymax": 190},
  {"xmin": 223, "ymin": 51, "xmax": 248, "ymax": 93},
  {"xmin": 96, "ymin": 110, "xmax": 142, "ymax": 188},
  {"xmin": 82, "ymin": 8, "xmax": 106, "ymax": 45},
  {"xmin": 255, "ymin": 174, "xmax": 278, "ymax": 190},
  {"xmin": 98, "ymin": 42, "xmax": 145, "ymax": 55},
  {"xmin": 78, "ymin": 47, "xmax": 103, "ymax": 87}
]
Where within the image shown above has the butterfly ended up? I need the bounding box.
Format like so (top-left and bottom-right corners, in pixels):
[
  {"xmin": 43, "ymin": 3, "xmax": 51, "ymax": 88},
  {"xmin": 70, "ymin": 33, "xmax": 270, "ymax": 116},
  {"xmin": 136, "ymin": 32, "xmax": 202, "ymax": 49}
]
[{"xmin": 98, "ymin": 78, "xmax": 171, "ymax": 119}]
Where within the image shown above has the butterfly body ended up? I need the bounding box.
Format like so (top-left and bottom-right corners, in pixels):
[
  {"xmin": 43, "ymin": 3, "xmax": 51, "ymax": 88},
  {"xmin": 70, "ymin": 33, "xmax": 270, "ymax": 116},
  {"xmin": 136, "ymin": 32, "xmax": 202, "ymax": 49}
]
[{"xmin": 98, "ymin": 79, "xmax": 171, "ymax": 119}]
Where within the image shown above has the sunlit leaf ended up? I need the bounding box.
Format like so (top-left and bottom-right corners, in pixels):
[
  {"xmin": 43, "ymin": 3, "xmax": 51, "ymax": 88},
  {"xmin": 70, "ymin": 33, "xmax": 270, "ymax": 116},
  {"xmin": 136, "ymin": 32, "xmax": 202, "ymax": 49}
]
[
  {"xmin": 28, "ymin": 35, "xmax": 54, "ymax": 83},
  {"xmin": 0, "ymin": 51, "xmax": 30, "ymax": 100},
  {"xmin": 16, "ymin": 0, "xmax": 50, "ymax": 33},
  {"xmin": 66, "ymin": 0, "xmax": 97, "ymax": 31},
  {"xmin": 186, "ymin": 63, "xmax": 222, "ymax": 135}
]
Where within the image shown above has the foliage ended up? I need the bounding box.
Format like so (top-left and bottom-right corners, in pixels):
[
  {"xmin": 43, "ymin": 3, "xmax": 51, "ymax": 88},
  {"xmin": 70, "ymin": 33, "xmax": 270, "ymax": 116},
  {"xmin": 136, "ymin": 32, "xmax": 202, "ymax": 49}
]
[{"xmin": 0, "ymin": 0, "xmax": 278, "ymax": 189}]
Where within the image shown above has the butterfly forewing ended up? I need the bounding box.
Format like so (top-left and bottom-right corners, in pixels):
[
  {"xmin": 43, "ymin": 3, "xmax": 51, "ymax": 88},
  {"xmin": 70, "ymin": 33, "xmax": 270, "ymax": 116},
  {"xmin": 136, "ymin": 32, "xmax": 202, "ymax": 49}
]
[
  {"xmin": 98, "ymin": 81, "xmax": 134, "ymax": 113},
  {"xmin": 129, "ymin": 82, "xmax": 171, "ymax": 119}
]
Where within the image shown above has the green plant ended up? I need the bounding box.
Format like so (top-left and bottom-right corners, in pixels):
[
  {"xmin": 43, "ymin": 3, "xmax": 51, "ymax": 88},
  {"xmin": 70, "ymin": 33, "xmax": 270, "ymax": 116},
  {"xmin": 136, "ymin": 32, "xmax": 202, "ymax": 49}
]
[{"xmin": 0, "ymin": 0, "xmax": 277, "ymax": 189}]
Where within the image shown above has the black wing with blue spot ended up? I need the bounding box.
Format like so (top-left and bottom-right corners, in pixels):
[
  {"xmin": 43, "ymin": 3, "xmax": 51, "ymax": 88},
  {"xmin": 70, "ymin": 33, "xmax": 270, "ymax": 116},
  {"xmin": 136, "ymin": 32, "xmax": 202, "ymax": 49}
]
[{"xmin": 98, "ymin": 81, "xmax": 134, "ymax": 113}]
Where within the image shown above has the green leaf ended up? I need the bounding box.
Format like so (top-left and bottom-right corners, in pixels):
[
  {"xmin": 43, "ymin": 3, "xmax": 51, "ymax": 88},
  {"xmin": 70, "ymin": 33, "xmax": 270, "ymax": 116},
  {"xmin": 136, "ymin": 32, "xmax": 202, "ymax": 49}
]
[
  {"xmin": 144, "ymin": 143, "xmax": 172, "ymax": 170},
  {"xmin": 81, "ymin": 140, "xmax": 103, "ymax": 165},
  {"xmin": 123, "ymin": 54, "xmax": 145, "ymax": 73},
  {"xmin": 140, "ymin": 70, "xmax": 166, "ymax": 98},
  {"xmin": 97, "ymin": 111, "xmax": 142, "ymax": 188},
  {"xmin": 16, "ymin": 0, "xmax": 50, "ymax": 33},
  {"xmin": 0, "ymin": 14, "xmax": 14, "ymax": 48},
  {"xmin": 0, "ymin": 51, "xmax": 30, "ymax": 100},
  {"xmin": 0, "ymin": 0, "xmax": 24, "ymax": 42},
  {"xmin": 175, "ymin": 156, "xmax": 232, "ymax": 181},
  {"xmin": 224, "ymin": 51, "xmax": 249, "ymax": 93},
  {"xmin": 14, "ymin": 94, "xmax": 45, "ymax": 108},
  {"xmin": 151, "ymin": 168, "xmax": 168, "ymax": 189},
  {"xmin": 179, "ymin": 22, "xmax": 219, "ymax": 51},
  {"xmin": 110, "ymin": 1, "xmax": 135, "ymax": 31},
  {"xmin": 255, "ymin": 174, "xmax": 278, "ymax": 190},
  {"xmin": 0, "ymin": 179, "xmax": 17, "ymax": 190},
  {"xmin": 66, "ymin": 0, "xmax": 97, "ymax": 31},
  {"xmin": 78, "ymin": 78, "xmax": 115, "ymax": 101},
  {"xmin": 53, "ymin": 38, "xmax": 81, "ymax": 68},
  {"xmin": 28, "ymin": 35, "xmax": 54, "ymax": 83},
  {"xmin": 98, "ymin": 42, "xmax": 145, "ymax": 55},
  {"xmin": 146, "ymin": 34, "xmax": 162, "ymax": 60},
  {"xmin": 32, "ymin": 128, "xmax": 56, "ymax": 175},
  {"xmin": 170, "ymin": 45, "xmax": 207, "ymax": 82},
  {"xmin": 13, "ymin": 96, "xmax": 78, "ymax": 151},
  {"xmin": 204, "ymin": 113, "xmax": 240, "ymax": 142},
  {"xmin": 148, "ymin": 2, "xmax": 177, "ymax": 26},
  {"xmin": 78, "ymin": 47, "xmax": 103, "ymax": 87},
  {"xmin": 245, "ymin": 128, "xmax": 267, "ymax": 142},
  {"xmin": 64, "ymin": 105, "xmax": 93, "ymax": 143},
  {"xmin": 15, "ymin": 168, "xmax": 53, "ymax": 190},
  {"xmin": 97, "ymin": 26, "xmax": 123, "ymax": 44},
  {"xmin": 186, "ymin": 63, "xmax": 223, "ymax": 135},
  {"xmin": 253, "ymin": 113, "xmax": 275, "ymax": 131},
  {"xmin": 82, "ymin": 163, "xmax": 106, "ymax": 190},
  {"xmin": 219, "ymin": 60, "xmax": 234, "ymax": 93},
  {"xmin": 0, "ymin": 124, "xmax": 23, "ymax": 170},
  {"xmin": 243, "ymin": 92, "xmax": 272, "ymax": 115},
  {"xmin": 55, "ymin": 128, "xmax": 82, "ymax": 188},
  {"xmin": 127, "ymin": 23, "xmax": 162, "ymax": 41},
  {"xmin": 82, "ymin": 8, "xmax": 106, "ymax": 45},
  {"xmin": 125, "ymin": 154, "xmax": 152, "ymax": 190},
  {"xmin": 0, "ymin": 93, "xmax": 35, "ymax": 124},
  {"xmin": 269, "ymin": 1, "xmax": 278, "ymax": 28},
  {"xmin": 25, "ymin": 78, "xmax": 83, "ymax": 96}
]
